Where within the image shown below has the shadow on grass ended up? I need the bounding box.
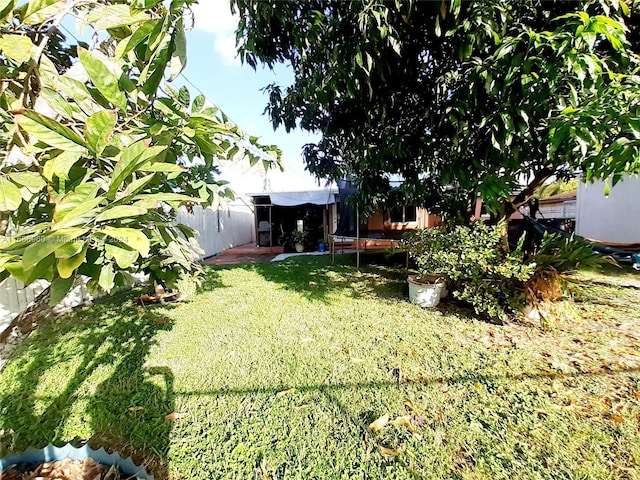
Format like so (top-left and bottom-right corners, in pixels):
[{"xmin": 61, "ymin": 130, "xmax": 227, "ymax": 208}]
[
  {"xmin": 206, "ymin": 252, "xmax": 410, "ymax": 304},
  {"xmin": 204, "ymin": 252, "xmax": 496, "ymax": 325},
  {"xmin": 0, "ymin": 289, "xmax": 178, "ymax": 478},
  {"xmin": 170, "ymin": 364, "xmax": 640, "ymax": 479}
]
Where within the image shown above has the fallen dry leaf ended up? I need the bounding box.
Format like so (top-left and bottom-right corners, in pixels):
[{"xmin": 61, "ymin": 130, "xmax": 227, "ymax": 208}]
[
  {"xmin": 369, "ymin": 414, "xmax": 389, "ymax": 432},
  {"xmin": 404, "ymin": 399, "xmax": 418, "ymax": 413},
  {"xmin": 165, "ymin": 412, "xmax": 189, "ymax": 421},
  {"xmin": 276, "ymin": 388, "xmax": 297, "ymax": 397},
  {"xmin": 390, "ymin": 415, "xmax": 415, "ymax": 433},
  {"xmin": 154, "ymin": 318, "xmax": 169, "ymax": 324},
  {"xmin": 260, "ymin": 459, "xmax": 270, "ymax": 480},
  {"xmin": 621, "ymin": 349, "xmax": 640, "ymax": 357},
  {"xmin": 379, "ymin": 445, "xmax": 405, "ymax": 458},
  {"xmin": 128, "ymin": 406, "xmax": 144, "ymax": 412},
  {"xmin": 609, "ymin": 413, "xmax": 624, "ymax": 423}
]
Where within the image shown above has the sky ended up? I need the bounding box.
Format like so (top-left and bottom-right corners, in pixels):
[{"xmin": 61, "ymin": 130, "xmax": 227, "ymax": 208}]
[{"xmin": 175, "ymin": 1, "xmax": 327, "ymax": 195}]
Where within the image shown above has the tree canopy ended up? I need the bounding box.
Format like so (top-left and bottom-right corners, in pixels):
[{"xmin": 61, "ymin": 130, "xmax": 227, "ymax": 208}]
[
  {"xmin": 0, "ymin": 0, "xmax": 281, "ymax": 302},
  {"xmin": 233, "ymin": 0, "xmax": 640, "ymax": 222}
]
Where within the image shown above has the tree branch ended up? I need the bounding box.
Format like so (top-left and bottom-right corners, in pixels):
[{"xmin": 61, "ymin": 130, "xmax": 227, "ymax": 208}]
[{"xmin": 502, "ymin": 166, "xmax": 555, "ymax": 220}]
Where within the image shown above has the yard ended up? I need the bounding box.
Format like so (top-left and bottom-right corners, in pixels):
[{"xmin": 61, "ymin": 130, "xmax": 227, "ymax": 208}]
[{"xmin": 1, "ymin": 255, "xmax": 639, "ymax": 479}]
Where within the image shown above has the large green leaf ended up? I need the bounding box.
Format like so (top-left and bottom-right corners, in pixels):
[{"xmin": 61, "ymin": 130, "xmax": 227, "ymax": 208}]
[
  {"xmin": 54, "ymin": 239, "xmax": 84, "ymax": 259},
  {"xmin": 85, "ymin": 110, "xmax": 117, "ymax": 155},
  {"xmin": 192, "ymin": 94, "xmax": 206, "ymax": 113},
  {"xmin": 0, "ymin": 177, "xmax": 23, "ymax": 211},
  {"xmin": 95, "ymin": 205, "xmax": 147, "ymax": 223},
  {"xmin": 6, "ymin": 253, "xmax": 55, "ymax": 285},
  {"xmin": 169, "ymin": 17, "xmax": 187, "ymax": 80},
  {"xmin": 15, "ymin": 111, "xmax": 86, "ymax": 152},
  {"xmin": 42, "ymin": 151, "xmax": 82, "ymax": 181},
  {"xmin": 0, "ymin": 0, "xmax": 15, "ymax": 20},
  {"xmin": 105, "ymin": 243, "xmax": 139, "ymax": 269},
  {"xmin": 86, "ymin": 4, "xmax": 149, "ymax": 30},
  {"xmin": 50, "ymin": 276, "xmax": 75, "ymax": 305},
  {"xmin": 9, "ymin": 171, "xmax": 46, "ymax": 192},
  {"xmin": 115, "ymin": 20, "xmax": 157, "ymax": 59},
  {"xmin": 53, "ymin": 184, "xmax": 101, "ymax": 223},
  {"xmin": 40, "ymin": 88, "xmax": 80, "ymax": 119},
  {"xmin": 22, "ymin": 0, "xmax": 65, "ymax": 25},
  {"xmin": 108, "ymin": 144, "xmax": 167, "ymax": 198},
  {"xmin": 139, "ymin": 161, "xmax": 185, "ymax": 173},
  {"xmin": 119, "ymin": 173, "xmax": 156, "ymax": 200},
  {"xmin": 98, "ymin": 263, "xmax": 116, "ymax": 292},
  {"xmin": 0, "ymin": 34, "xmax": 33, "ymax": 63},
  {"xmin": 57, "ymin": 246, "xmax": 87, "ymax": 279},
  {"xmin": 99, "ymin": 226, "xmax": 150, "ymax": 257},
  {"xmin": 133, "ymin": 192, "xmax": 200, "ymax": 203},
  {"xmin": 78, "ymin": 48, "xmax": 128, "ymax": 111},
  {"xmin": 22, "ymin": 227, "xmax": 88, "ymax": 269}
]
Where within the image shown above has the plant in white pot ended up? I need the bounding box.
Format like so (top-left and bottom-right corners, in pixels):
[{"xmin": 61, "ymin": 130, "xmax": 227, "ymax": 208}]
[
  {"xmin": 401, "ymin": 228, "xmax": 449, "ymax": 308},
  {"xmin": 290, "ymin": 230, "xmax": 308, "ymax": 253},
  {"xmin": 402, "ymin": 223, "xmax": 536, "ymax": 321}
]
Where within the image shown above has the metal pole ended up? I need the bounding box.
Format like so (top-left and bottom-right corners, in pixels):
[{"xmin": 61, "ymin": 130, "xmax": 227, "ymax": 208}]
[
  {"xmin": 356, "ymin": 204, "xmax": 360, "ymax": 270},
  {"xmin": 269, "ymin": 205, "xmax": 272, "ymax": 251}
]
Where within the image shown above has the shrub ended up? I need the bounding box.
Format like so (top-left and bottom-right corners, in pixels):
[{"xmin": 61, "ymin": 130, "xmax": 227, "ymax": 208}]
[
  {"xmin": 524, "ymin": 231, "xmax": 613, "ymax": 305},
  {"xmin": 402, "ymin": 223, "xmax": 535, "ymax": 321}
]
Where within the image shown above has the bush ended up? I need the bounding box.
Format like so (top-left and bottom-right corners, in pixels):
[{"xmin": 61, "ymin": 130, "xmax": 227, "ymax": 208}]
[
  {"xmin": 524, "ymin": 231, "xmax": 613, "ymax": 305},
  {"xmin": 402, "ymin": 223, "xmax": 535, "ymax": 321}
]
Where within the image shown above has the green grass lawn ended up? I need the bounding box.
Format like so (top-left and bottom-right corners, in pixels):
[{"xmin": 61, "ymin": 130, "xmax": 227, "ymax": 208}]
[{"xmin": 1, "ymin": 255, "xmax": 639, "ymax": 479}]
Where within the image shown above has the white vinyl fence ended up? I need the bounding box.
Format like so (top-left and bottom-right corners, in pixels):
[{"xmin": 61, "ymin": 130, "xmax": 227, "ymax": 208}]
[
  {"xmin": 0, "ymin": 277, "xmax": 93, "ymax": 333},
  {"xmin": 175, "ymin": 202, "xmax": 255, "ymax": 259},
  {"xmin": 1, "ymin": 202, "xmax": 255, "ymax": 333}
]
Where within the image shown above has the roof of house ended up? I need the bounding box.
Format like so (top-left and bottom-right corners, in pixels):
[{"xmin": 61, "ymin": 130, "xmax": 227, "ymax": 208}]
[{"xmin": 538, "ymin": 190, "xmax": 577, "ymax": 204}]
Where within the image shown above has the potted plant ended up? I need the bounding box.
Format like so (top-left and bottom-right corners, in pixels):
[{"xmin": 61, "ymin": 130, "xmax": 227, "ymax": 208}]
[
  {"xmin": 290, "ymin": 230, "xmax": 308, "ymax": 253},
  {"xmin": 402, "ymin": 223, "xmax": 537, "ymax": 320},
  {"xmin": 401, "ymin": 228, "xmax": 449, "ymax": 307},
  {"xmin": 407, "ymin": 274, "xmax": 445, "ymax": 307}
]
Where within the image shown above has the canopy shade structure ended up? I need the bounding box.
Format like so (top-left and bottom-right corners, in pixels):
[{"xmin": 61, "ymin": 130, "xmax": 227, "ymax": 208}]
[
  {"xmin": 249, "ymin": 189, "xmax": 337, "ymax": 207},
  {"xmin": 248, "ymin": 188, "xmax": 338, "ymax": 251}
]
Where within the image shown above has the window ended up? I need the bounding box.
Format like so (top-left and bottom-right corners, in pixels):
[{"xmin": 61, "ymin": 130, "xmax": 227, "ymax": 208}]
[{"xmin": 389, "ymin": 205, "xmax": 417, "ymax": 223}]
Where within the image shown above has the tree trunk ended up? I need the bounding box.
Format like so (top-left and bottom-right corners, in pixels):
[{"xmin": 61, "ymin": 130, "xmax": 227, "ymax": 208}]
[
  {"xmin": 0, "ymin": 286, "xmax": 52, "ymax": 343},
  {"xmin": 500, "ymin": 167, "xmax": 555, "ymax": 222}
]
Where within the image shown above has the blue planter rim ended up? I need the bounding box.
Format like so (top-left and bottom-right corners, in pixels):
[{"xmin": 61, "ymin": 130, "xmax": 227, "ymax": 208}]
[{"xmin": 0, "ymin": 443, "xmax": 154, "ymax": 479}]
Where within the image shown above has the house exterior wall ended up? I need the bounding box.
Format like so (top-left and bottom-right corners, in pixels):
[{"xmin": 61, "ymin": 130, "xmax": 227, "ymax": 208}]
[
  {"xmin": 538, "ymin": 201, "xmax": 576, "ymax": 220},
  {"xmin": 368, "ymin": 208, "xmax": 386, "ymax": 231},
  {"xmin": 366, "ymin": 207, "xmax": 440, "ymax": 233},
  {"xmin": 576, "ymin": 177, "xmax": 640, "ymax": 243},
  {"xmin": 474, "ymin": 198, "xmax": 525, "ymax": 220}
]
